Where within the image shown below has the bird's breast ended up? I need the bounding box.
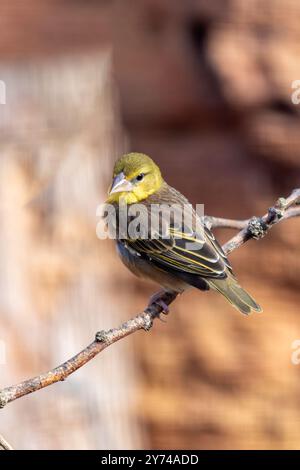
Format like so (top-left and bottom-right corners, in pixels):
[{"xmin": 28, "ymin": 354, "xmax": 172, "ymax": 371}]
[{"xmin": 116, "ymin": 240, "xmax": 188, "ymax": 293}]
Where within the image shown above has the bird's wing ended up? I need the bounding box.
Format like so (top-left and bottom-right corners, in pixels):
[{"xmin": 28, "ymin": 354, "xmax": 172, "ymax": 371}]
[{"xmin": 125, "ymin": 221, "xmax": 232, "ymax": 280}]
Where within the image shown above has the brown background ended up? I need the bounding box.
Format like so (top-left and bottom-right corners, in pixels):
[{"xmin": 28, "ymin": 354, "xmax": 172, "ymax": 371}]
[{"xmin": 0, "ymin": 0, "xmax": 300, "ymax": 449}]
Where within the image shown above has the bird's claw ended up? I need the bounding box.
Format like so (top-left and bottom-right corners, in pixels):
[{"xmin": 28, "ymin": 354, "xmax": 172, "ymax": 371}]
[
  {"xmin": 148, "ymin": 292, "xmax": 170, "ymax": 316},
  {"xmin": 154, "ymin": 299, "xmax": 170, "ymax": 315},
  {"xmin": 158, "ymin": 313, "xmax": 168, "ymax": 323}
]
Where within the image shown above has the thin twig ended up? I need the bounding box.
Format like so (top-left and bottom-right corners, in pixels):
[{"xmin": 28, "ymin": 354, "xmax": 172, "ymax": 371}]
[
  {"xmin": 0, "ymin": 189, "xmax": 299, "ymax": 409},
  {"xmin": 0, "ymin": 433, "xmax": 13, "ymax": 450},
  {"xmin": 203, "ymin": 216, "xmax": 248, "ymax": 230},
  {"xmin": 223, "ymin": 188, "xmax": 300, "ymax": 254}
]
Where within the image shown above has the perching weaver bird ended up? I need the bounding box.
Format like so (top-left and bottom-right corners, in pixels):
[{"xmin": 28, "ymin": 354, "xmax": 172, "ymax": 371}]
[{"xmin": 105, "ymin": 152, "xmax": 262, "ymax": 315}]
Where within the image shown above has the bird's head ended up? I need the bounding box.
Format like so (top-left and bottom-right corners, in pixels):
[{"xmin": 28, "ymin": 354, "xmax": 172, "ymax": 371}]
[{"xmin": 107, "ymin": 153, "xmax": 164, "ymax": 204}]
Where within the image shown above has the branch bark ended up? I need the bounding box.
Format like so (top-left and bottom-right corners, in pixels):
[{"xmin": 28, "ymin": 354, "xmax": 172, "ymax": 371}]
[
  {"xmin": 0, "ymin": 189, "xmax": 299, "ymax": 409},
  {"xmin": 0, "ymin": 433, "xmax": 13, "ymax": 450}
]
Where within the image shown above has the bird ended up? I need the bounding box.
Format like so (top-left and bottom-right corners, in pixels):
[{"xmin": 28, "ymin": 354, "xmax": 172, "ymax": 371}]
[{"xmin": 105, "ymin": 152, "xmax": 262, "ymax": 315}]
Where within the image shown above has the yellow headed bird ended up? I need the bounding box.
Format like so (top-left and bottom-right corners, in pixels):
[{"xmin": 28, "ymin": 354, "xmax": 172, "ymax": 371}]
[{"xmin": 106, "ymin": 152, "xmax": 262, "ymax": 315}]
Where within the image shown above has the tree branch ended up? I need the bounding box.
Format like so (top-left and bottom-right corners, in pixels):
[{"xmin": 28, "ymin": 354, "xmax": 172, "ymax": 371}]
[
  {"xmin": 222, "ymin": 188, "xmax": 300, "ymax": 254},
  {"xmin": 0, "ymin": 189, "xmax": 299, "ymax": 409},
  {"xmin": 0, "ymin": 433, "xmax": 13, "ymax": 450}
]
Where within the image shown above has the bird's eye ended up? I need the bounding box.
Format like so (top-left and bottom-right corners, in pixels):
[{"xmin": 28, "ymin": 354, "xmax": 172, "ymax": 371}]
[{"xmin": 136, "ymin": 173, "xmax": 145, "ymax": 182}]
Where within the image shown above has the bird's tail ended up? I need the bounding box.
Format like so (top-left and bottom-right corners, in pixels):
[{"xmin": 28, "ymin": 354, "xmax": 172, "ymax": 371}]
[{"xmin": 207, "ymin": 276, "xmax": 262, "ymax": 315}]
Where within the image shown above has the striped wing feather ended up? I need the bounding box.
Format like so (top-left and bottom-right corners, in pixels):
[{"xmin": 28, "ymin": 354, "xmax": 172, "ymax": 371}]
[{"xmin": 125, "ymin": 214, "xmax": 233, "ymax": 281}]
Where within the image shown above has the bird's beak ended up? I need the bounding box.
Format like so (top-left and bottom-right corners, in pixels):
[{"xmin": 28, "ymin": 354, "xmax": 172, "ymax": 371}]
[{"xmin": 109, "ymin": 172, "xmax": 133, "ymax": 195}]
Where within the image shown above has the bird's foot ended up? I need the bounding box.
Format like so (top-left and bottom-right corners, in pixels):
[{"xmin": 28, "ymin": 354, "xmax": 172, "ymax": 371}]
[{"xmin": 147, "ymin": 290, "xmax": 171, "ymax": 315}]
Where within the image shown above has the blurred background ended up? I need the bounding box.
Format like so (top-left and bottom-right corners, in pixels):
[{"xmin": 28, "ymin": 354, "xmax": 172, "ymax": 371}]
[{"xmin": 0, "ymin": 0, "xmax": 300, "ymax": 450}]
